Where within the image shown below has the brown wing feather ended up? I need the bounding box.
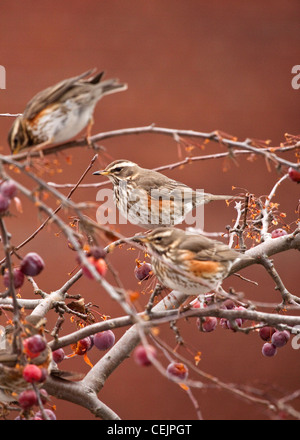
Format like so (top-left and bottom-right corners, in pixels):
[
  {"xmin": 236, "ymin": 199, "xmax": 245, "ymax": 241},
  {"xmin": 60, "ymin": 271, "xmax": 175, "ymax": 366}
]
[
  {"xmin": 179, "ymin": 235, "xmax": 241, "ymax": 262},
  {"xmin": 135, "ymin": 169, "xmax": 193, "ymax": 201},
  {"xmin": 23, "ymin": 69, "xmax": 97, "ymax": 120},
  {"xmin": 134, "ymin": 169, "xmax": 223, "ymax": 206}
]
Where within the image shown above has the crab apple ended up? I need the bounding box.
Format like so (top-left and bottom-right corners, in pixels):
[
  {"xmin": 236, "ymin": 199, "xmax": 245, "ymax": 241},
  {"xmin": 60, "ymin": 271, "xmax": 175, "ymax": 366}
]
[
  {"xmin": 92, "ymin": 258, "xmax": 107, "ymax": 277},
  {"xmin": 88, "ymin": 246, "xmax": 107, "ymax": 260},
  {"xmin": 288, "ymin": 167, "xmax": 300, "ymax": 183},
  {"xmin": 221, "ymin": 299, "xmax": 236, "ymax": 310},
  {"xmin": 227, "ymin": 318, "xmax": 243, "ymax": 330},
  {"xmin": 271, "ymin": 330, "xmax": 290, "ymax": 348},
  {"xmin": 133, "ymin": 344, "xmax": 157, "ymax": 366},
  {"xmin": 22, "ymin": 364, "xmax": 43, "ymax": 383},
  {"xmin": 134, "ymin": 262, "xmax": 152, "ymax": 281},
  {"xmin": 166, "ymin": 362, "xmax": 189, "ymax": 381},
  {"xmin": 259, "ymin": 326, "xmax": 276, "ymax": 341},
  {"xmin": 201, "ymin": 316, "xmax": 218, "ymax": 332},
  {"xmin": 219, "ymin": 318, "xmax": 230, "ymax": 329},
  {"xmin": 93, "ymin": 330, "xmax": 115, "ymax": 351},
  {"xmin": 18, "ymin": 389, "xmax": 38, "ymax": 409},
  {"xmin": 235, "ymin": 305, "xmax": 247, "ymax": 323},
  {"xmin": 81, "ymin": 256, "xmax": 107, "ymax": 279},
  {"xmin": 271, "ymin": 229, "xmax": 288, "ymax": 238},
  {"xmin": 52, "ymin": 348, "xmax": 65, "ymax": 363},
  {"xmin": 34, "ymin": 409, "xmax": 56, "ymax": 420},
  {"xmin": 0, "ymin": 193, "xmax": 10, "ymax": 213},
  {"xmin": 23, "ymin": 334, "xmax": 47, "ymax": 354},
  {"xmin": 262, "ymin": 342, "xmax": 277, "ymax": 357},
  {"xmin": 74, "ymin": 337, "xmax": 93, "ymax": 355},
  {"xmin": 20, "ymin": 252, "xmax": 45, "ymax": 276},
  {"xmin": 0, "ymin": 180, "xmax": 18, "ymax": 199},
  {"xmin": 3, "ymin": 268, "xmax": 24, "ymax": 289}
]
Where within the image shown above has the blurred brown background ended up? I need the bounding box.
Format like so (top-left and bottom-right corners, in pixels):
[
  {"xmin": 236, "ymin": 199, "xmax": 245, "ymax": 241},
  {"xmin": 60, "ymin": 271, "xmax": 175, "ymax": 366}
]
[{"xmin": 0, "ymin": 0, "xmax": 300, "ymax": 420}]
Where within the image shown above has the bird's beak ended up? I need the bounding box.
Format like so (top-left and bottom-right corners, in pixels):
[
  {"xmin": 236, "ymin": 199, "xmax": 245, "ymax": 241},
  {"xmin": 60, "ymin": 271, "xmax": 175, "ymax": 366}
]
[
  {"xmin": 132, "ymin": 235, "xmax": 148, "ymax": 243},
  {"xmin": 93, "ymin": 170, "xmax": 110, "ymax": 176}
]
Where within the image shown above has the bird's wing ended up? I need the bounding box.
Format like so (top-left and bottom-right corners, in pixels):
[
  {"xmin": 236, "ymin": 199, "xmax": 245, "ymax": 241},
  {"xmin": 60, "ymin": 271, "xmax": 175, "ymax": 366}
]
[
  {"xmin": 135, "ymin": 170, "xmax": 194, "ymax": 201},
  {"xmin": 23, "ymin": 69, "xmax": 97, "ymax": 120},
  {"xmin": 179, "ymin": 235, "xmax": 241, "ymax": 262}
]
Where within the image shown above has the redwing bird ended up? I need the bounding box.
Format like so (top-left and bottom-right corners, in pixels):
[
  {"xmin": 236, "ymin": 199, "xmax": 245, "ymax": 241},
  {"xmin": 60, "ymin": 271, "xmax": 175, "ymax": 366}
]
[
  {"xmin": 0, "ymin": 318, "xmax": 82, "ymax": 405},
  {"xmin": 93, "ymin": 159, "xmax": 241, "ymax": 228},
  {"xmin": 134, "ymin": 227, "xmax": 246, "ymax": 297},
  {"xmin": 0, "ymin": 319, "xmax": 52, "ymax": 404},
  {"xmin": 8, "ymin": 70, "xmax": 127, "ymax": 154}
]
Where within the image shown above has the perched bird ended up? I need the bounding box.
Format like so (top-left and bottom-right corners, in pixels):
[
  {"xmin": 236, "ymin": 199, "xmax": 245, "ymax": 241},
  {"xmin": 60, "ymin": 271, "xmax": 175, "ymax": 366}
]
[
  {"xmin": 0, "ymin": 319, "xmax": 52, "ymax": 404},
  {"xmin": 8, "ymin": 69, "xmax": 127, "ymax": 154},
  {"xmin": 0, "ymin": 318, "xmax": 81, "ymax": 405},
  {"xmin": 93, "ymin": 159, "xmax": 240, "ymax": 228},
  {"xmin": 134, "ymin": 227, "xmax": 245, "ymax": 297}
]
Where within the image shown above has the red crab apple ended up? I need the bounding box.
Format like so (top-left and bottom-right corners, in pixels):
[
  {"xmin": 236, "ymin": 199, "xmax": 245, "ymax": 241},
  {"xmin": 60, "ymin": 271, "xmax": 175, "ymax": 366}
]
[
  {"xmin": 271, "ymin": 330, "xmax": 290, "ymax": 348},
  {"xmin": 166, "ymin": 362, "xmax": 189, "ymax": 381},
  {"xmin": 288, "ymin": 167, "xmax": 300, "ymax": 183},
  {"xmin": 262, "ymin": 342, "xmax": 277, "ymax": 357},
  {"xmin": 20, "ymin": 252, "xmax": 45, "ymax": 276},
  {"xmin": 22, "ymin": 364, "xmax": 43, "ymax": 383},
  {"xmin": 74, "ymin": 337, "xmax": 93, "ymax": 355},
  {"xmin": 133, "ymin": 344, "xmax": 157, "ymax": 366},
  {"xmin": 3, "ymin": 268, "xmax": 24, "ymax": 289},
  {"xmin": 0, "ymin": 193, "xmax": 10, "ymax": 213},
  {"xmin": 134, "ymin": 262, "xmax": 152, "ymax": 281},
  {"xmin": 18, "ymin": 389, "xmax": 38, "ymax": 409},
  {"xmin": 0, "ymin": 180, "xmax": 18, "ymax": 199},
  {"xmin": 52, "ymin": 348, "xmax": 65, "ymax": 363},
  {"xmin": 259, "ymin": 326, "xmax": 276, "ymax": 341},
  {"xmin": 34, "ymin": 409, "xmax": 56, "ymax": 420},
  {"xmin": 23, "ymin": 334, "xmax": 47, "ymax": 354},
  {"xmin": 271, "ymin": 229, "xmax": 288, "ymax": 238},
  {"xmin": 93, "ymin": 330, "xmax": 115, "ymax": 351},
  {"xmin": 81, "ymin": 256, "xmax": 107, "ymax": 279}
]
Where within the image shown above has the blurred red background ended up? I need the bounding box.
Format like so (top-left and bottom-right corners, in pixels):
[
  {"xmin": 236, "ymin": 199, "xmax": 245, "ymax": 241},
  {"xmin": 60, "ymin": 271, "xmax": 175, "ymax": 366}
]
[{"xmin": 0, "ymin": 0, "xmax": 299, "ymax": 420}]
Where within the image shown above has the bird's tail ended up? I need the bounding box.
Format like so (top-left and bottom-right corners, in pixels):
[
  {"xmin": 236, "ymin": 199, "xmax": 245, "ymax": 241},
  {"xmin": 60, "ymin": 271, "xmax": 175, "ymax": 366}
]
[
  {"xmin": 97, "ymin": 77, "xmax": 128, "ymax": 96},
  {"xmin": 193, "ymin": 193, "xmax": 243, "ymax": 206},
  {"xmin": 204, "ymin": 194, "xmax": 243, "ymax": 203}
]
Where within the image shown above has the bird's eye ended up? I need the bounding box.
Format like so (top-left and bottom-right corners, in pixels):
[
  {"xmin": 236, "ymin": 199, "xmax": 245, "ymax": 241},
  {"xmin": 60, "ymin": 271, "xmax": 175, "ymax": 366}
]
[
  {"xmin": 113, "ymin": 167, "xmax": 123, "ymax": 173},
  {"xmin": 155, "ymin": 236, "xmax": 163, "ymax": 242},
  {"xmin": 13, "ymin": 137, "xmax": 19, "ymax": 149}
]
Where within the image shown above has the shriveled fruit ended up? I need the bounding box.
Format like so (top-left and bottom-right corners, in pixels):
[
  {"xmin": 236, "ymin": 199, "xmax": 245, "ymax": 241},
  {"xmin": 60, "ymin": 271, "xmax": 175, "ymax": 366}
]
[
  {"xmin": 166, "ymin": 362, "xmax": 188, "ymax": 381},
  {"xmin": 134, "ymin": 262, "xmax": 152, "ymax": 281}
]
